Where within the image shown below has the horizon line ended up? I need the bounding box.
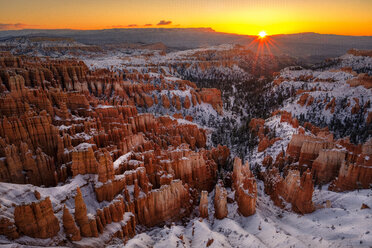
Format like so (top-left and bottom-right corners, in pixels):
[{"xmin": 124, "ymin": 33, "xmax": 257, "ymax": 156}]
[{"xmin": 1, "ymin": 27, "xmax": 372, "ymax": 37}]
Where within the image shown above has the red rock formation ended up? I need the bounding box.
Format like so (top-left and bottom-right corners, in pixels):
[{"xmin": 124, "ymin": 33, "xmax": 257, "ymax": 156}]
[
  {"xmin": 71, "ymin": 144, "xmax": 97, "ymax": 176},
  {"xmin": 14, "ymin": 197, "xmax": 60, "ymax": 239},
  {"xmin": 183, "ymin": 96, "xmax": 191, "ymax": 109},
  {"xmin": 199, "ymin": 191, "xmax": 209, "ymax": 218},
  {"xmin": 249, "ymin": 118, "xmax": 265, "ymax": 131},
  {"xmin": 258, "ymin": 137, "xmax": 270, "ymax": 152},
  {"xmin": 214, "ymin": 181, "xmax": 228, "ymax": 219},
  {"xmin": 172, "ymin": 94, "xmax": 182, "ymax": 110},
  {"xmin": 312, "ymin": 149, "xmax": 346, "ymax": 184},
  {"xmin": 0, "ymin": 217, "xmax": 19, "ymax": 240},
  {"xmin": 135, "ymin": 180, "xmax": 191, "ymax": 227},
  {"xmin": 262, "ymin": 155, "xmax": 273, "ymax": 167},
  {"xmin": 347, "ymin": 73, "xmax": 372, "ymax": 89},
  {"xmin": 232, "ymin": 158, "xmax": 257, "ymax": 216},
  {"xmin": 74, "ymin": 187, "xmax": 94, "ymax": 237},
  {"xmin": 298, "ymin": 138, "xmax": 333, "ymax": 169},
  {"xmin": 351, "ymin": 98, "xmax": 360, "ymax": 114},
  {"xmin": 0, "ymin": 141, "xmax": 57, "ymax": 186},
  {"xmin": 0, "ymin": 53, "xmax": 228, "ymax": 245},
  {"xmin": 161, "ymin": 94, "xmax": 171, "ymax": 108},
  {"xmin": 121, "ymin": 213, "xmax": 136, "ymax": 239},
  {"xmin": 297, "ymin": 93, "xmax": 309, "ymax": 106},
  {"xmin": 325, "ymin": 97, "xmax": 336, "ymax": 113},
  {"xmin": 97, "ymin": 149, "xmax": 115, "ymax": 183},
  {"xmin": 162, "ymin": 150, "xmax": 218, "ymax": 191},
  {"xmin": 347, "ymin": 49, "xmax": 372, "ymax": 57},
  {"xmin": 62, "ymin": 205, "xmax": 81, "ymax": 241},
  {"xmin": 367, "ymin": 112, "xmax": 372, "ymax": 125},
  {"xmin": 329, "ymin": 138, "xmax": 372, "ymax": 191},
  {"xmin": 208, "ymin": 144, "xmax": 230, "ymax": 168},
  {"xmin": 198, "ymin": 88, "xmax": 223, "ymax": 114},
  {"xmin": 264, "ymin": 168, "xmax": 314, "ymax": 214}
]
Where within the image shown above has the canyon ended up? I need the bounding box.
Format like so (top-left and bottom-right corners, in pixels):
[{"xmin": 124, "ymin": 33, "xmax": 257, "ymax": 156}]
[{"xmin": 0, "ymin": 43, "xmax": 371, "ymax": 247}]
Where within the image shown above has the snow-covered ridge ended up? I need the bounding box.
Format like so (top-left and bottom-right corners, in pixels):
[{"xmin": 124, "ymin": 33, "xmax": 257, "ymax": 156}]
[{"xmin": 273, "ymin": 54, "xmax": 372, "ymax": 143}]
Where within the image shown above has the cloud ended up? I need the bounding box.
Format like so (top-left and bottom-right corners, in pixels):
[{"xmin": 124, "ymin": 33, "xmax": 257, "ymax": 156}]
[
  {"xmin": 112, "ymin": 24, "xmax": 138, "ymax": 28},
  {"xmin": 0, "ymin": 23, "xmax": 31, "ymax": 30},
  {"xmin": 144, "ymin": 24, "xmax": 152, "ymax": 27},
  {"xmin": 157, "ymin": 20, "xmax": 172, "ymax": 26}
]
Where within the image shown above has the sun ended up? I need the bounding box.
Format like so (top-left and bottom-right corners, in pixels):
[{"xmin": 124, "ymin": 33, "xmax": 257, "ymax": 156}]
[{"xmin": 258, "ymin": 31, "xmax": 267, "ymax": 38}]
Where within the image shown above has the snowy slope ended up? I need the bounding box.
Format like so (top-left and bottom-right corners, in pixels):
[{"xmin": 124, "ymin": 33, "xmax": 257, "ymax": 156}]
[{"xmin": 115, "ymin": 184, "xmax": 372, "ymax": 248}]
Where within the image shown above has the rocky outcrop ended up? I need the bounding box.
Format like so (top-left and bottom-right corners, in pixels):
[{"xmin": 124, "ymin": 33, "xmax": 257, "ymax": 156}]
[
  {"xmin": 0, "ymin": 141, "xmax": 57, "ymax": 186},
  {"xmin": 161, "ymin": 94, "xmax": 171, "ymax": 108},
  {"xmin": 329, "ymin": 138, "xmax": 372, "ymax": 191},
  {"xmin": 0, "ymin": 52, "xmax": 227, "ymax": 245},
  {"xmin": 312, "ymin": 149, "xmax": 346, "ymax": 184},
  {"xmin": 264, "ymin": 168, "xmax": 314, "ymax": 214},
  {"xmin": 74, "ymin": 187, "xmax": 95, "ymax": 237},
  {"xmin": 71, "ymin": 144, "xmax": 97, "ymax": 176},
  {"xmin": 297, "ymin": 93, "xmax": 309, "ymax": 106},
  {"xmin": 14, "ymin": 197, "xmax": 60, "ymax": 239},
  {"xmin": 161, "ymin": 149, "xmax": 218, "ymax": 191},
  {"xmin": 257, "ymin": 137, "xmax": 270, "ymax": 152},
  {"xmin": 232, "ymin": 158, "xmax": 257, "ymax": 217},
  {"xmin": 62, "ymin": 205, "xmax": 81, "ymax": 241},
  {"xmin": 198, "ymin": 88, "xmax": 223, "ymax": 114},
  {"xmin": 286, "ymin": 133, "xmax": 333, "ymax": 170},
  {"xmin": 208, "ymin": 145, "xmax": 230, "ymax": 168},
  {"xmin": 199, "ymin": 191, "xmax": 209, "ymax": 218},
  {"xmin": 347, "ymin": 73, "xmax": 372, "ymax": 89},
  {"xmin": 97, "ymin": 149, "xmax": 115, "ymax": 183},
  {"xmin": 347, "ymin": 49, "xmax": 372, "ymax": 57},
  {"xmin": 0, "ymin": 217, "xmax": 19, "ymax": 240},
  {"xmin": 135, "ymin": 180, "xmax": 191, "ymax": 227},
  {"xmin": 214, "ymin": 181, "xmax": 228, "ymax": 219}
]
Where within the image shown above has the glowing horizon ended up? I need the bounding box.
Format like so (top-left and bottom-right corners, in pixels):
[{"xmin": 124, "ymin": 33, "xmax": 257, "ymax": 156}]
[{"xmin": 1, "ymin": 0, "xmax": 372, "ymax": 36}]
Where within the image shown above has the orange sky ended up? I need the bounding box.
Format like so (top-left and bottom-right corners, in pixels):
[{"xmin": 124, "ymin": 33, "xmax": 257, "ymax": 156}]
[{"xmin": 0, "ymin": 0, "xmax": 372, "ymax": 36}]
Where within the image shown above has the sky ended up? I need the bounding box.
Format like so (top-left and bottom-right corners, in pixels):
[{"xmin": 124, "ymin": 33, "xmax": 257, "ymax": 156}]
[{"xmin": 0, "ymin": 0, "xmax": 372, "ymax": 36}]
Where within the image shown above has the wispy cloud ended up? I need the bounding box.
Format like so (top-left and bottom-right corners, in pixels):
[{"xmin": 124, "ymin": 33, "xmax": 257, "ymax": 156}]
[
  {"xmin": 144, "ymin": 24, "xmax": 152, "ymax": 27},
  {"xmin": 112, "ymin": 24, "xmax": 138, "ymax": 28},
  {"xmin": 0, "ymin": 23, "xmax": 34, "ymax": 30},
  {"xmin": 157, "ymin": 20, "xmax": 172, "ymax": 26}
]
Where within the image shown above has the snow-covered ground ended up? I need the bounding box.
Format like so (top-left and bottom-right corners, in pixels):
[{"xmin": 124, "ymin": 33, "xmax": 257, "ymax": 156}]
[{"xmin": 112, "ymin": 182, "xmax": 372, "ymax": 248}]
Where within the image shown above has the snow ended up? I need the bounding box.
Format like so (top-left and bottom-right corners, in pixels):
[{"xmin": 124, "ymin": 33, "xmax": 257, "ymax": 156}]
[
  {"xmin": 118, "ymin": 183, "xmax": 372, "ymax": 248},
  {"xmin": 96, "ymin": 104, "xmax": 115, "ymax": 109},
  {"xmin": 0, "ymin": 174, "xmax": 135, "ymax": 246},
  {"xmin": 113, "ymin": 152, "xmax": 132, "ymax": 170},
  {"xmin": 246, "ymin": 115, "xmax": 299, "ymax": 169},
  {"xmin": 74, "ymin": 142, "xmax": 94, "ymax": 151}
]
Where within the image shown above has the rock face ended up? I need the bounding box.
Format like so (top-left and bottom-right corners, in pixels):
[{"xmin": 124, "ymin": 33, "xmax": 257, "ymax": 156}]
[
  {"xmin": 62, "ymin": 205, "xmax": 81, "ymax": 241},
  {"xmin": 0, "ymin": 217, "xmax": 19, "ymax": 240},
  {"xmin": 214, "ymin": 181, "xmax": 228, "ymax": 219},
  {"xmin": 199, "ymin": 191, "xmax": 209, "ymax": 218},
  {"xmin": 284, "ymin": 126, "xmax": 371, "ymax": 192},
  {"xmin": 330, "ymin": 138, "xmax": 372, "ymax": 191},
  {"xmin": 312, "ymin": 149, "xmax": 346, "ymax": 184},
  {"xmin": 0, "ymin": 52, "xmax": 225, "ymax": 243},
  {"xmin": 264, "ymin": 168, "xmax": 315, "ymax": 214},
  {"xmin": 232, "ymin": 158, "xmax": 257, "ymax": 216},
  {"xmin": 198, "ymin": 88, "xmax": 223, "ymax": 114},
  {"xmin": 97, "ymin": 150, "xmax": 115, "ymax": 183},
  {"xmin": 135, "ymin": 180, "xmax": 191, "ymax": 226},
  {"xmin": 74, "ymin": 187, "xmax": 94, "ymax": 237},
  {"xmin": 71, "ymin": 144, "xmax": 98, "ymax": 176},
  {"xmin": 347, "ymin": 73, "xmax": 372, "ymax": 89},
  {"xmin": 14, "ymin": 197, "xmax": 60, "ymax": 239}
]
